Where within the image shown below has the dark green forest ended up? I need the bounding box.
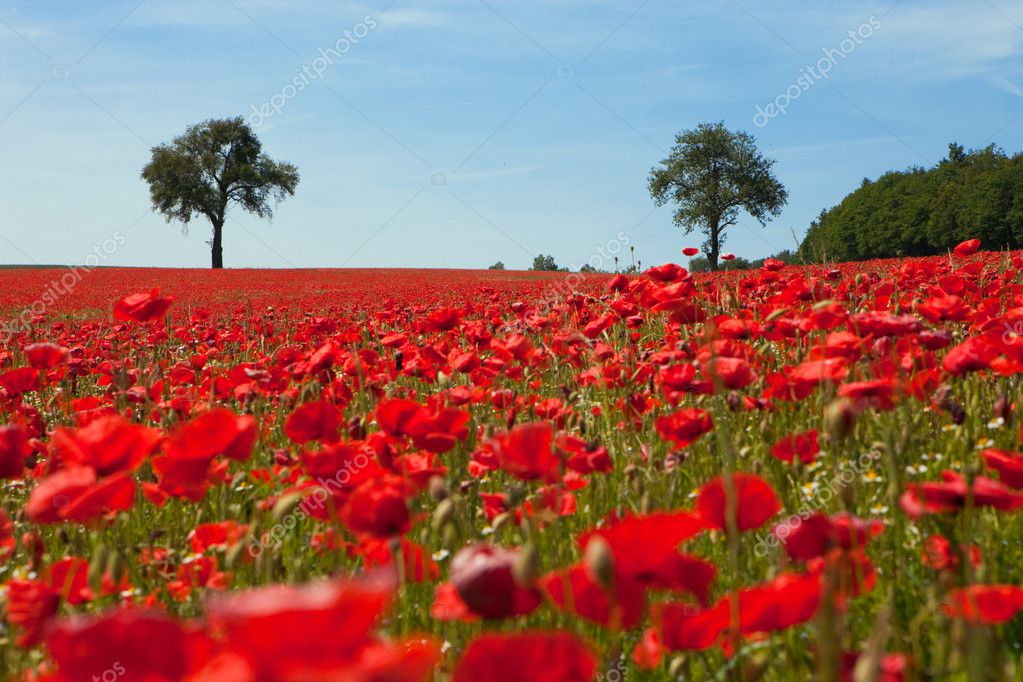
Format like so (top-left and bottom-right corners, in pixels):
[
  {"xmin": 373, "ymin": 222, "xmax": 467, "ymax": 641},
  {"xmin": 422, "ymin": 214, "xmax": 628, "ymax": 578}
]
[{"xmin": 798, "ymin": 143, "xmax": 1023, "ymax": 262}]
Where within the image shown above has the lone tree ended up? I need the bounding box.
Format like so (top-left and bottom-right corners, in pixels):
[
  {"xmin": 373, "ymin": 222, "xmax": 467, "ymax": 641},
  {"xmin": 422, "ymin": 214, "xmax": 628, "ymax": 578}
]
[
  {"xmin": 141, "ymin": 117, "xmax": 299, "ymax": 269},
  {"xmin": 649, "ymin": 121, "xmax": 787, "ymax": 271}
]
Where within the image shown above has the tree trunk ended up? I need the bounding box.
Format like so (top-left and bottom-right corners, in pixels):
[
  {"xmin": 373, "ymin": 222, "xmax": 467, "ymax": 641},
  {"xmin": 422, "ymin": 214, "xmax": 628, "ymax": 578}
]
[
  {"xmin": 708, "ymin": 222, "xmax": 720, "ymax": 272},
  {"xmin": 211, "ymin": 222, "xmax": 224, "ymax": 269}
]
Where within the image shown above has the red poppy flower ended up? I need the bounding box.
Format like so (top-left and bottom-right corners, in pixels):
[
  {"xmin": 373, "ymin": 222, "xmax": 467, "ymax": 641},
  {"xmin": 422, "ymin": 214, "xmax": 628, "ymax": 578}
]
[
  {"xmin": 51, "ymin": 414, "xmax": 161, "ymax": 475},
  {"xmin": 770, "ymin": 430, "xmax": 819, "ymax": 464},
  {"xmin": 43, "ymin": 557, "xmax": 93, "ymax": 606},
  {"xmin": 980, "ymin": 448, "xmax": 1023, "ymax": 489},
  {"xmin": 45, "ymin": 609, "xmax": 214, "ymax": 681},
  {"xmin": 165, "ymin": 408, "xmax": 251, "ymax": 460},
  {"xmin": 453, "ymin": 632, "xmax": 596, "ymax": 682},
  {"xmin": 341, "ymin": 476, "xmax": 411, "ymax": 538},
  {"xmin": 696, "ymin": 473, "xmax": 780, "ymax": 532},
  {"xmin": 0, "ymin": 367, "xmax": 39, "ymax": 394},
  {"xmin": 113, "ymin": 288, "xmax": 173, "ymax": 322},
  {"xmin": 376, "ymin": 398, "xmax": 425, "ymax": 437},
  {"xmin": 540, "ymin": 563, "xmax": 646, "ymax": 629},
  {"xmin": 899, "ymin": 470, "xmax": 1023, "ymax": 519},
  {"xmin": 941, "ymin": 336, "xmax": 997, "ymax": 376},
  {"xmin": 284, "ymin": 400, "xmax": 342, "ymax": 444},
  {"xmin": 204, "ymin": 576, "xmax": 424, "ymax": 678},
  {"xmin": 57, "ymin": 470, "xmax": 136, "ymax": 523},
  {"xmin": 942, "ymin": 585, "xmax": 1023, "ymax": 623},
  {"xmin": 188, "ymin": 521, "xmax": 249, "ymax": 554},
  {"xmin": 645, "ymin": 263, "xmax": 687, "ymax": 282},
  {"xmin": 23, "ymin": 342, "xmax": 68, "ymax": 369},
  {"xmin": 736, "ymin": 570, "xmax": 822, "ymax": 634},
  {"xmin": 575, "ymin": 511, "xmax": 714, "ymax": 611},
  {"xmin": 26, "ymin": 467, "xmax": 98, "ymax": 524},
  {"xmin": 774, "ymin": 512, "xmax": 883, "ymax": 561},
  {"xmin": 450, "ymin": 544, "xmax": 541, "ymax": 619},
  {"xmin": 425, "ymin": 306, "xmax": 461, "ymax": 331},
  {"xmin": 6, "ymin": 579, "xmax": 59, "ymax": 647},
  {"xmin": 786, "ymin": 358, "xmax": 848, "ymax": 391},
  {"xmin": 952, "ymin": 238, "xmax": 981, "ymax": 257},
  {"xmin": 702, "ymin": 356, "xmax": 756, "ymax": 390},
  {"xmin": 0, "ymin": 510, "xmax": 14, "ymax": 564},
  {"xmin": 402, "ymin": 406, "xmax": 470, "ymax": 453},
  {"xmin": 921, "ymin": 534, "xmax": 980, "ymax": 571},
  {"xmin": 358, "ymin": 537, "xmax": 439, "ymax": 583},
  {"xmin": 656, "ymin": 600, "xmax": 729, "ymax": 650},
  {"xmin": 490, "ymin": 422, "xmax": 560, "ymax": 481},
  {"xmin": 655, "ymin": 408, "xmax": 714, "ymax": 449},
  {"xmin": 0, "ymin": 424, "xmax": 30, "ymax": 478},
  {"xmin": 838, "ymin": 379, "xmax": 898, "ymax": 411},
  {"xmin": 682, "ymin": 247, "xmax": 699, "ymax": 256}
]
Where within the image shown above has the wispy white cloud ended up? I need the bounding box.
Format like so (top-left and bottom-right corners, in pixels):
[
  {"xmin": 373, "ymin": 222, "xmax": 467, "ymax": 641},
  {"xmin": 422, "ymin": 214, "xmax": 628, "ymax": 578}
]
[{"xmin": 990, "ymin": 76, "xmax": 1023, "ymax": 98}]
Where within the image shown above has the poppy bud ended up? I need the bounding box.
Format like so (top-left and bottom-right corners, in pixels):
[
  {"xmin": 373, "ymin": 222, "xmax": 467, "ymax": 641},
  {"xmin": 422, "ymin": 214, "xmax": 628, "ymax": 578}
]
[
  {"xmin": 492, "ymin": 511, "xmax": 515, "ymax": 531},
  {"xmin": 272, "ymin": 492, "xmax": 303, "ymax": 524},
  {"xmin": 994, "ymin": 394, "xmax": 1012, "ymax": 424},
  {"xmin": 22, "ymin": 531, "xmax": 43, "ymax": 569},
  {"xmin": 504, "ymin": 484, "xmax": 526, "ymax": 509},
  {"xmin": 428, "ymin": 475, "xmax": 449, "ymax": 502},
  {"xmin": 88, "ymin": 544, "xmax": 108, "ymax": 593},
  {"xmin": 106, "ymin": 550, "xmax": 125, "ymax": 584},
  {"xmin": 824, "ymin": 398, "xmax": 856, "ymax": 441},
  {"xmin": 437, "ymin": 371, "xmax": 450, "ymax": 389},
  {"xmin": 431, "ymin": 498, "xmax": 455, "ymax": 532},
  {"xmin": 450, "ymin": 543, "xmax": 541, "ymax": 618},
  {"xmin": 512, "ymin": 543, "xmax": 539, "ymax": 588},
  {"xmin": 347, "ymin": 416, "xmax": 366, "ymax": 440},
  {"xmin": 224, "ymin": 539, "xmax": 248, "ymax": 570},
  {"xmin": 584, "ymin": 536, "xmax": 615, "ymax": 590}
]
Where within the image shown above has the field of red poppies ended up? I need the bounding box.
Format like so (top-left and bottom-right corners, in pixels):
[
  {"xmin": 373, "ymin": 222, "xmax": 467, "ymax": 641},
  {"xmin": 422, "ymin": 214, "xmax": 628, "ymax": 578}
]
[{"xmin": 1, "ymin": 243, "xmax": 1022, "ymax": 681}]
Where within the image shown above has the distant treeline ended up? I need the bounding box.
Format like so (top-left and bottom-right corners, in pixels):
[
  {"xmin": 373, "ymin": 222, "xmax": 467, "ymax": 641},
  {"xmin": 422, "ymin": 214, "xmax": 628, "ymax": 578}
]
[{"xmin": 799, "ymin": 143, "xmax": 1023, "ymax": 262}]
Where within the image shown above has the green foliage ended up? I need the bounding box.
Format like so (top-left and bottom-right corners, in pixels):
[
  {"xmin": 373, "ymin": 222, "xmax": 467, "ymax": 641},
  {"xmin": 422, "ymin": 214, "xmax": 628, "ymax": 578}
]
[
  {"xmin": 531, "ymin": 254, "xmax": 561, "ymax": 271},
  {"xmin": 799, "ymin": 143, "xmax": 1023, "ymax": 262},
  {"xmin": 488, "ymin": 261, "xmax": 506, "ymax": 270},
  {"xmin": 141, "ymin": 116, "xmax": 299, "ymax": 268},
  {"xmin": 688, "ymin": 255, "xmax": 752, "ymax": 272},
  {"xmin": 649, "ymin": 121, "xmax": 787, "ymax": 271}
]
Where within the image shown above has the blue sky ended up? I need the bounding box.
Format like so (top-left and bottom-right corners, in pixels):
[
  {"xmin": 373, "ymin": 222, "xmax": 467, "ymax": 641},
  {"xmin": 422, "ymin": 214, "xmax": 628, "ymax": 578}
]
[{"xmin": 2, "ymin": 0, "xmax": 1022, "ymax": 269}]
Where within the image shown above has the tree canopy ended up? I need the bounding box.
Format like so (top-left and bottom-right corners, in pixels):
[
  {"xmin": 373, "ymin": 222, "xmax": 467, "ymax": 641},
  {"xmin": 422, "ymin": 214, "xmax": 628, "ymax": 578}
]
[
  {"xmin": 799, "ymin": 143, "xmax": 1023, "ymax": 262},
  {"xmin": 531, "ymin": 254, "xmax": 561, "ymax": 271},
  {"xmin": 141, "ymin": 116, "xmax": 299, "ymax": 269},
  {"xmin": 649, "ymin": 121, "xmax": 787, "ymax": 271}
]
